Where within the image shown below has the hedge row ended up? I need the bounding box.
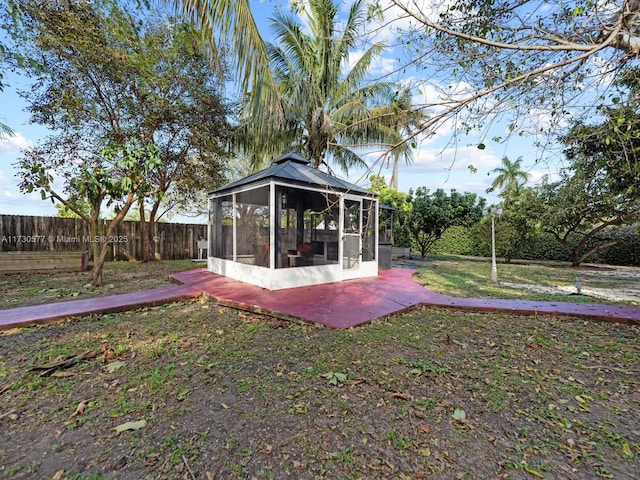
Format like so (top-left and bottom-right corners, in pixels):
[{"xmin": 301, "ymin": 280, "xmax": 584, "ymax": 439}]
[
  {"xmin": 430, "ymin": 226, "xmax": 480, "ymax": 256},
  {"xmin": 430, "ymin": 224, "xmax": 640, "ymax": 266}
]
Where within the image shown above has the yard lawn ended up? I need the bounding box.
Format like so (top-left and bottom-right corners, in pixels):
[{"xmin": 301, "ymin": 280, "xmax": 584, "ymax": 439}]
[
  {"xmin": 408, "ymin": 255, "xmax": 640, "ymax": 305},
  {"xmin": 0, "ymin": 259, "xmax": 203, "ymax": 310},
  {"xmin": 0, "ymin": 258, "xmax": 638, "ymax": 479},
  {"xmin": 0, "ymin": 305, "xmax": 638, "ymax": 478}
]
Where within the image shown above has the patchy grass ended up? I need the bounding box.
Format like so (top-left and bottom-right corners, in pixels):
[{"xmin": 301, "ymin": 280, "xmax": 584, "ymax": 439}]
[
  {"xmin": 0, "ymin": 259, "xmax": 203, "ymax": 309},
  {"xmin": 407, "ymin": 255, "xmax": 640, "ymax": 305},
  {"xmin": 0, "ymin": 300, "xmax": 638, "ymax": 479}
]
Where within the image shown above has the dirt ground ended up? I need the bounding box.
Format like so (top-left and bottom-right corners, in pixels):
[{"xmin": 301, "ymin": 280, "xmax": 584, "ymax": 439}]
[
  {"xmin": 398, "ymin": 256, "xmax": 640, "ymax": 305},
  {"xmin": 502, "ymin": 264, "xmax": 640, "ymax": 303},
  {"xmin": 1, "ymin": 259, "xmax": 638, "ymax": 479},
  {"xmin": 0, "ymin": 301, "xmax": 638, "ymax": 480}
]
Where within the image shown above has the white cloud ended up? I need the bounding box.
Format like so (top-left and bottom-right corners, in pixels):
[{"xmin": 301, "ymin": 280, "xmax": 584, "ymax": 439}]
[
  {"xmin": 410, "ymin": 144, "xmax": 500, "ymax": 174},
  {"xmin": 527, "ymin": 166, "xmax": 561, "ymax": 186},
  {"xmin": 527, "ymin": 169, "xmax": 548, "ymax": 184},
  {"xmin": 0, "ymin": 132, "xmax": 32, "ymax": 155},
  {"xmin": 0, "ymin": 192, "xmax": 57, "ymax": 216},
  {"xmin": 376, "ymin": 55, "xmax": 398, "ymax": 74},
  {"xmin": 373, "ymin": 0, "xmax": 447, "ymax": 43}
]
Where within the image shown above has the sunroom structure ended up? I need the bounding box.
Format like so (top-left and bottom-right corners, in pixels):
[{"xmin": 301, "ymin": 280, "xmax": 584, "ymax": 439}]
[{"xmin": 207, "ymin": 152, "xmax": 385, "ymax": 290}]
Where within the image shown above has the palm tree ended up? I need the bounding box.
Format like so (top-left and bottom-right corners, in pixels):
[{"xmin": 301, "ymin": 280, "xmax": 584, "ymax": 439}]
[
  {"xmin": 487, "ymin": 155, "xmax": 529, "ymax": 201},
  {"xmin": 371, "ymin": 87, "xmax": 426, "ymax": 190},
  {"xmin": 174, "ymin": 0, "xmax": 424, "ymax": 174},
  {"xmin": 237, "ymin": 0, "xmax": 399, "ymax": 172}
]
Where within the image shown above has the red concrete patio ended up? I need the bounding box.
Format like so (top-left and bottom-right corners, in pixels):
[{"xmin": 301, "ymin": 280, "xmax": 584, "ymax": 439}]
[
  {"xmin": 1, "ymin": 267, "xmax": 639, "ymax": 331},
  {"xmin": 170, "ymin": 268, "xmax": 640, "ymax": 328}
]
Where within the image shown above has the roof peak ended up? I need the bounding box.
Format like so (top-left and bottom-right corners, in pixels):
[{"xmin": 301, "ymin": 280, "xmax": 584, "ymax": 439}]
[{"xmin": 272, "ymin": 152, "xmax": 310, "ymax": 166}]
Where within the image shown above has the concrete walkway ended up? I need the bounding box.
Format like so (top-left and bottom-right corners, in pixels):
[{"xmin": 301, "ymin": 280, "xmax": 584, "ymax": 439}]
[
  {"xmin": 0, "ymin": 284, "xmax": 201, "ymax": 331},
  {"xmin": 1, "ymin": 268, "xmax": 639, "ymax": 331}
]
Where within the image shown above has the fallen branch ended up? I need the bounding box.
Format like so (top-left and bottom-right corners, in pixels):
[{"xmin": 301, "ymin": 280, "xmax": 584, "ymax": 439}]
[
  {"xmin": 182, "ymin": 455, "xmax": 196, "ymax": 480},
  {"xmin": 390, "ymin": 392, "xmax": 411, "ymax": 400},
  {"xmin": 0, "ymin": 409, "xmax": 17, "ymax": 420},
  {"xmin": 27, "ymin": 351, "xmax": 97, "ymax": 377},
  {"xmin": 446, "ymin": 335, "xmax": 469, "ymax": 349},
  {"xmin": 0, "ymin": 383, "xmax": 13, "ymax": 396}
]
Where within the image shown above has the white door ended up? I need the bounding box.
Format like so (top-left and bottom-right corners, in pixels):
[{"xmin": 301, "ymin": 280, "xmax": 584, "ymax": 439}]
[{"xmin": 342, "ymin": 198, "xmax": 361, "ymax": 280}]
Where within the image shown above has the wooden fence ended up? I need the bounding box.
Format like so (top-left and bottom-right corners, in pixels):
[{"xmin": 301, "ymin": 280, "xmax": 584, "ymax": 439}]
[{"xmin": 0, "ymin": 214, "xmax": 208, "ymax": 262}]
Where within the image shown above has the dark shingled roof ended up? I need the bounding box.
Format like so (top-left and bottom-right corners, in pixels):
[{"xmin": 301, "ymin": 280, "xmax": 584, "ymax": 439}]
[{"xmin": 210, "ymin": 152, "xmax": 372, "ymax": 196}]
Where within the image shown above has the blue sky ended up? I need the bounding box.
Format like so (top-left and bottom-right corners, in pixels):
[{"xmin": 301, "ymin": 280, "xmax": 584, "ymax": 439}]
[{"xmin": 0, "ymin": 0, "xmax": 562, "ymax": 221}]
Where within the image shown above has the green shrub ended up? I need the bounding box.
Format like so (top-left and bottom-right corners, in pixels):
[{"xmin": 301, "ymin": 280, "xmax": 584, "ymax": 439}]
[
  {"xmin": 588, "ymin": 225, "xmax": 640, "ymax": 266},
  {"xmin": 516, "ymin": 227, "xmax": 640, "ymax": 266},
  {"xmin": 431, "ymin": 226, "xmax": 479, "ymax": 255},
  {"xmin": 428, "ymin": 223, "xmax": 640, "ymax": 266},
  {"xmin": 513, "ymin": 233, "xmax": 570, "ymax": 262}
]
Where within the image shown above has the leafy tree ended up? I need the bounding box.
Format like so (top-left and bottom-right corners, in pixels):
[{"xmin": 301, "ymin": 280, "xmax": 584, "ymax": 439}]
[
  {"xmin": 372, "ymin": 0, "xmax": 640, "ymax": 151},
  {"xmin": 118, "ymin": 19, "xmax": 231, "ymax": 261},
  {"xmin": 55, "ymin": 198, "xmax": 91, "ymax": 219},
  {"xmin": 9, "ymin": 1, "xmax": 231, "ymax": 263},
  {"xmin": 19, "ymin": 141, "xmax": 161, "ymax": 286},
  {"xmin": 527, "ymin": 170, "xmax": 639, "ymax": 266},
  {"xmin": 369, "ymin": 174, "xmax": 411, "ymax": 248},
  {"xmin": 407, "ymin": 188, "xmax": 485, "ymax": 258},
  {"xmin": 10, "ymin": 0, "xmax": 156, "ymax": 281},
  {"xmin": 530, "ymin": 67, "xmax": 640, "ymax": 266},
  {"xmin": 486, "ymin": 156, "xmax": 529, "ymax": 203},
  {"xmin": 562, "ymin": 68, "xmax": 640, "ymax": 197},
  {"xmin": 236, "ymin": 0, "xmax": 402, "ymax": 172}
]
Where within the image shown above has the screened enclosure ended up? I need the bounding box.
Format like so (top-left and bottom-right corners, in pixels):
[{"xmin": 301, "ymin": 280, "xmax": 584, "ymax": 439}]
[{"xmin": 207, "ymin": 153, "xmax": 386, "ymax": 290}]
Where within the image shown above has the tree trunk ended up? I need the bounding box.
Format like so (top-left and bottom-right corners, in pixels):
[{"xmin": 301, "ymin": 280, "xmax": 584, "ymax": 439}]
[
  {"xmin": 90, "ymin": 194, "xmax": 136, "ymax": 287},
  {"xmin": 92, "ymin": 250, "xmax": 105, "ymax": 286},
  {"xmin": 574, "ymin": 240, "xmax": 618, "ymax": 266},
  {"xmin": 92, "ymin": 237, "xmax": 114, "ymax": 286},
  {"xmin": 147, "ymin": 198, "xmax": 162, "ymax": 261},
  {"xmin": 89, "ymin": 208, "xmax": 103, "ymax": 286},
  {"xmin": 390, "ymin": 155, "xmax": 399, "ymax": 190},
  {"xmin": 139, "ymin": 200, "xmax": 154, "ymax": 262}
]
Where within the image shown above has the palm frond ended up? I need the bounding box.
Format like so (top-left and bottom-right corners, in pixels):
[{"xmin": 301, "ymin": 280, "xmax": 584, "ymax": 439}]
[
  {"xmin": 0, "ymin": 122, "xmax": 15, "ymax": 139},
  {"xmin": 328, "ymin": 145, "xmax": 368, "ymax": 173},
  {"xmin": 172, "ymin": 0, "xmax": 282, "ymax": 126}
]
